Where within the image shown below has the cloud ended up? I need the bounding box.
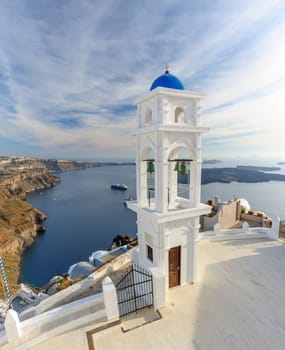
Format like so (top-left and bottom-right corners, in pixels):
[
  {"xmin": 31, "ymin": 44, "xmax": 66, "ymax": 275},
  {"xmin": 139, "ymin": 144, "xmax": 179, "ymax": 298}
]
[{"xmin": 0, "ymin": 0, "xmax": 284, "ymax": 160}]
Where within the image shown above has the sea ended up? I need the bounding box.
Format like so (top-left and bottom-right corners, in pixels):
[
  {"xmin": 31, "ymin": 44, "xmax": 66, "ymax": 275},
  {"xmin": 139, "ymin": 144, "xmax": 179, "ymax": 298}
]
[{"xmin": 20, "ymin": 160, "xmax": 285, "ymax": 287}]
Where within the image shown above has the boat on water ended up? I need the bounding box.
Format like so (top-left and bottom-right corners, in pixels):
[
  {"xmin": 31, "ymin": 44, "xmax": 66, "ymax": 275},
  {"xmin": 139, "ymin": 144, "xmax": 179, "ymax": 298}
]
[{"xmin": 110, "ymin": 184, "xmax": 128, "ymax": 190}]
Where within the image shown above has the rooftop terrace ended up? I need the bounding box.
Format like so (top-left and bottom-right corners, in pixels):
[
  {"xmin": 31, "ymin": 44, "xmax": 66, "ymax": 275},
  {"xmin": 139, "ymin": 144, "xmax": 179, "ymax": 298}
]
[{"xmin": 12, "ymin": 234, "xmax": 285, "ymax": 350}]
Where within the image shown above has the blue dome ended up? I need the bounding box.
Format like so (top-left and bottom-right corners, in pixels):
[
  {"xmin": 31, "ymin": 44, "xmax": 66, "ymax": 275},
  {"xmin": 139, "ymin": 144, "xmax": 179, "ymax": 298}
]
[{"xmin": 150, "ymin": 69, "xmax": 184, "ymax": 91}]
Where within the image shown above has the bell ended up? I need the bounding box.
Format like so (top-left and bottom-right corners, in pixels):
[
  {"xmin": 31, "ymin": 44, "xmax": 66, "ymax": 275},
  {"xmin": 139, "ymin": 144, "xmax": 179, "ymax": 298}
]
[
  {"xmin": 179, "ymin": 161, "xmax": 186, "ymax": 175},
  {"xmin": 174, "ymin": 161, "xmax": 180, "ymax": 171},
  {"xmin": 147, "ymin": 161, "xmax": 155, "ymax": 173}
]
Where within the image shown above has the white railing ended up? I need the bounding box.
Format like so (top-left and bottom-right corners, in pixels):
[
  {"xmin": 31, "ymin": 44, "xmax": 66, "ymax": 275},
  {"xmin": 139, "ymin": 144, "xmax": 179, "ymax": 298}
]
[
  {"xmin": 200, "ymin": 218, "xmax": 280, "ymax": 242},
  {"xmin": 2, "ymin": 276, "xmax": 119, "ymax": 349},
  {"xmin": 21, "ymin": 293, "xmax": 105, "ymax": 340}
]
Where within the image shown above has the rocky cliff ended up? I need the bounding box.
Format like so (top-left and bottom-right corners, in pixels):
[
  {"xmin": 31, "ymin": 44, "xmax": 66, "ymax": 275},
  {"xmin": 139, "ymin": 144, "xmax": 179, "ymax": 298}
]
[
  {"xmin": 41, "ymin": 159, "xmax": 101, "ymax": 172},
  {"xmin": 0, "ymin": 166, "xmax": 61, "ymax": 299},
  {"xmin": 0, "ymin": 169, "xmax": 60, "ymax": 198},
  {"xmin": 0, "ymin": 168, "xmax": 58, "ymax": 249}
]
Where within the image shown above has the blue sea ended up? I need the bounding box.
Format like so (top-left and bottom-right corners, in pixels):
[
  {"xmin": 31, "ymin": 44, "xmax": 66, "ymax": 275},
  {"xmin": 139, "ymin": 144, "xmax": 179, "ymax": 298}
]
[{"xmin": 21, "ymin": 161, "xmax": 285, "ymax": 287}]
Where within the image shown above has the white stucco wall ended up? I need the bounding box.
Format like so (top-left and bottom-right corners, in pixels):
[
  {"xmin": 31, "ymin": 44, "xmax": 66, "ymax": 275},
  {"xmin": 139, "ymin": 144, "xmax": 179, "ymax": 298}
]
[{"xmin": 130, "ymin": 85, "xmax": 210, "ymax": 296}]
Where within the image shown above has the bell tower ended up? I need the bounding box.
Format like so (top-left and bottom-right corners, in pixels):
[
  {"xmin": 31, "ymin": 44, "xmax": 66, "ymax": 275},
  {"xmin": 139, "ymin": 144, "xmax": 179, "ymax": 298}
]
[{"xmin": 128, "ymin": 66, "xmax": 211, "ymax": 291}]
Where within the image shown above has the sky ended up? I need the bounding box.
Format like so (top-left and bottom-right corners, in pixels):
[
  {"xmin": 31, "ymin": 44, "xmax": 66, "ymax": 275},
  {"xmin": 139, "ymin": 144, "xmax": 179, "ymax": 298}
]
[{"xmin": 0, "ymin": 0, "xmax": 285, "ymax": 162}]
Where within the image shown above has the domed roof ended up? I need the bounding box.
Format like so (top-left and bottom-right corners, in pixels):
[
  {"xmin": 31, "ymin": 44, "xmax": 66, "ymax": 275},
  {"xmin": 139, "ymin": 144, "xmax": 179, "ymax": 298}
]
[
  {"xmin": 150, "ymin": 65, "xmax": 184, "ymax": 91},
  {"xmin": 239, "ymin": 198, "xmax": 251, "ymax": 211},
  {"xmin": 67, "ymin": 261, "xmax": 95, "ymax": 279}
]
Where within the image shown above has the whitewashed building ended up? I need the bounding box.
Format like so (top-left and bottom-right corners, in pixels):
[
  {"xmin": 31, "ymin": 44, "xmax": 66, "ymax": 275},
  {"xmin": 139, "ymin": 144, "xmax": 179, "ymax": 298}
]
[{"xmin": 127, "ymin": 66, "xmax": 211, "ymax": 294}]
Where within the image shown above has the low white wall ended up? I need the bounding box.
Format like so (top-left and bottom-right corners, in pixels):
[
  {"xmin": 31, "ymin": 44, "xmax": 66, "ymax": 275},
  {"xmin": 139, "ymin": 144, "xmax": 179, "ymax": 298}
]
[
  {"xmin": 4, "ymin": 310, "xmax": 22, "ymax": 342},
  {"xmin": 21, "ymin": 293, "xmax": 105, "ymax": 340},
  {"xmin": 102, "ymin": 277, "xmax": 119, "ymax": 321},
  {"xmin": 149, "ymin": 267, "xmax": 166, "ymax": 309},
  {"xmin": 2, "ymin": 276, "xmax": 122, "ymax": 349},
  {"xmin": 200, "ymin": 219, "xmax": 279, "ymax": 242},
  {"xmin": 2, "ymin": 293, "xmax": 106, "ymax": 349}
]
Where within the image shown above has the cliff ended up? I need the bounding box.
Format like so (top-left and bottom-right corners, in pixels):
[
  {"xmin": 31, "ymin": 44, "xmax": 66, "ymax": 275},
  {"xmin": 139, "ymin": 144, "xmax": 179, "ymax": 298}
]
[
  {"xmin": 0, "ymin": 156, "xmax": 109, "ymax": 299},
  {"xmin": 41, "ymin": 159, "xmax": 101, "ymax": 172},
  {"xmin": 0, "ymin": 168, "xmax": 60, "ymax": 198},
  {"xmin": 0, "ymin": 166, "xmax": 60, "ymax": 299}
]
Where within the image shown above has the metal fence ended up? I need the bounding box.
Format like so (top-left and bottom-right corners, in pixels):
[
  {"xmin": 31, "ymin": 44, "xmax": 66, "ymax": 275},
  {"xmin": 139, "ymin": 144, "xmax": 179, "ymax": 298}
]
[{"xmin": 115, "ymin": 264, "xmax": 153, "ymax": 317}]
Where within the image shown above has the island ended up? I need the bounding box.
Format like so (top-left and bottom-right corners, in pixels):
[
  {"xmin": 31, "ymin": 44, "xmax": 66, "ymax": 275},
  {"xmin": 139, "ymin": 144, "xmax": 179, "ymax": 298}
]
[
  {"xmin": 236, "ymin": 165, "xmax": 281, "ymax": 171},
  {"xmin": 203, "ymin": 159, "xmax": 222, "ymax": 164},
  {"xmin": 177, "ymin": 165, "xmax": 285, "ymax": 184},
  {"xmin": 201, "ymin": 166, "xmax": 285, "ymax": 184}
]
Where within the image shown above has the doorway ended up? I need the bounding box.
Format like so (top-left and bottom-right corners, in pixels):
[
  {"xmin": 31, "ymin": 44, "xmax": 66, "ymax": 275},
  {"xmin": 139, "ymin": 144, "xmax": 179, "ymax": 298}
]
[{"xmin": 168, "ymin": 246, "xmax": 181, "ymax": 288}]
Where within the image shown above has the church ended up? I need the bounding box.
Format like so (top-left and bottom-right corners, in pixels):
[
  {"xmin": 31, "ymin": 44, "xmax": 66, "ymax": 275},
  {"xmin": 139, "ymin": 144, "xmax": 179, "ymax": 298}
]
[{"xmin": 127, "ymin": 65, "xmax": 211, "ymax": 296}]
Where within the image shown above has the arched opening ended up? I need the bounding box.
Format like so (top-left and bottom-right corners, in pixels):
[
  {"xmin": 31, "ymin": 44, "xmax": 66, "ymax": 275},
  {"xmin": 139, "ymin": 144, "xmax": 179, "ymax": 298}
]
[
  {"xmin": 167, "ymin": 146, "xmax": 192, "ymax": 209},
  {"xmin": 140, "ymin": 147, "xmax": 156, "ymax": 208},
  {"xmin": 174, "ymin": 107, "xmax": 185, "ymax": 124},
  {"xmin": 145, "ymin": 108, "xmax": 152, "ymax": 125},
  {"xmin": 146, "ymin": 149, "xmax": 155, "ymax": 206}
]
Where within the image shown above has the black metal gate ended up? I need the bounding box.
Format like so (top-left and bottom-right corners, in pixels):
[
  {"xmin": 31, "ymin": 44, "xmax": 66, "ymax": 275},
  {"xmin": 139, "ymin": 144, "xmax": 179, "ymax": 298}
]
[{"xmin": 115, "ymin": 264, "xmax": 153, "ymax": 317}]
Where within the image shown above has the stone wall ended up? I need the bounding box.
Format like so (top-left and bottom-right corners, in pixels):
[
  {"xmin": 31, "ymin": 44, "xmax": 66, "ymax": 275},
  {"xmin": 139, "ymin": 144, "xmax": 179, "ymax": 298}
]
[
  {"xmin": 240, "ymin": 212, "xmax": 272, "ymax": 228},
  {"xmin": 202, "ymin": 200, "xmax": 240, "ymax": 230}
]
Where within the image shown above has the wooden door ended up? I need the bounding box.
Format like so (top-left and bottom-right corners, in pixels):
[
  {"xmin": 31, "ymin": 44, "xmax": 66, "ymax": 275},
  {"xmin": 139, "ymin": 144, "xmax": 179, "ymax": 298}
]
[{"xmin": 168, "ymin": 246, "xmax": 181, "ymax": 288}]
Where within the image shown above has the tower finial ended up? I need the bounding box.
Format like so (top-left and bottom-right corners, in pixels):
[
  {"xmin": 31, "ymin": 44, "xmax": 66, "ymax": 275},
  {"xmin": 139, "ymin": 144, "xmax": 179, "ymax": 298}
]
[{"xmin": 165, "ymin": 63, "xmax": 170, "ymax": 71}]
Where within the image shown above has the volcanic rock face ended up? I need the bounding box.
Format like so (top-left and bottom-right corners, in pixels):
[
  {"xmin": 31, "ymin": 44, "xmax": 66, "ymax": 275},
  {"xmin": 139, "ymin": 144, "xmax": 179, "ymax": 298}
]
[
  {"xmin": 0, "ymin": 169, "xmax": 60, "ymax": 197},
  {"xmin": 41, "ymin": 159, "xmax": 101, "ymax": 172},
  {"xmin": 0, "ymin": 166, "xmax": 56, "ymax": 246},
  {"xmin": 0, "ymin": 164, "xmax": 61, "ymax": 297}
]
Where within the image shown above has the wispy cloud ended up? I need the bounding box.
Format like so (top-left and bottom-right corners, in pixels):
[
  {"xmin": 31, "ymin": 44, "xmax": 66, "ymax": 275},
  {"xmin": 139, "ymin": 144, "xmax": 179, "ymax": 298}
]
[{"xmin": 0, "ymin": 0, "xmax": 284, "ymax": 160}]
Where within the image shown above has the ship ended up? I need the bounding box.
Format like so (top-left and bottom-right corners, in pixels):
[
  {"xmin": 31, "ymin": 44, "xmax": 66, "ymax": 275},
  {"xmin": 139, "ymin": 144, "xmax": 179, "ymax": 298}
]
[{"xmin": 110, "ymin": 184, "xmax": 128, "ymax": 190}]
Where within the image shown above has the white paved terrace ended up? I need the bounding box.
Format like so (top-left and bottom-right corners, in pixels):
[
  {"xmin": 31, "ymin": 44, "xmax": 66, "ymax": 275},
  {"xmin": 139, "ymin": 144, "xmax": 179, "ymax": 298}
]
[{"xmin": 24, "ymin": 236, "xmax": 285, "ymax": 349}]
